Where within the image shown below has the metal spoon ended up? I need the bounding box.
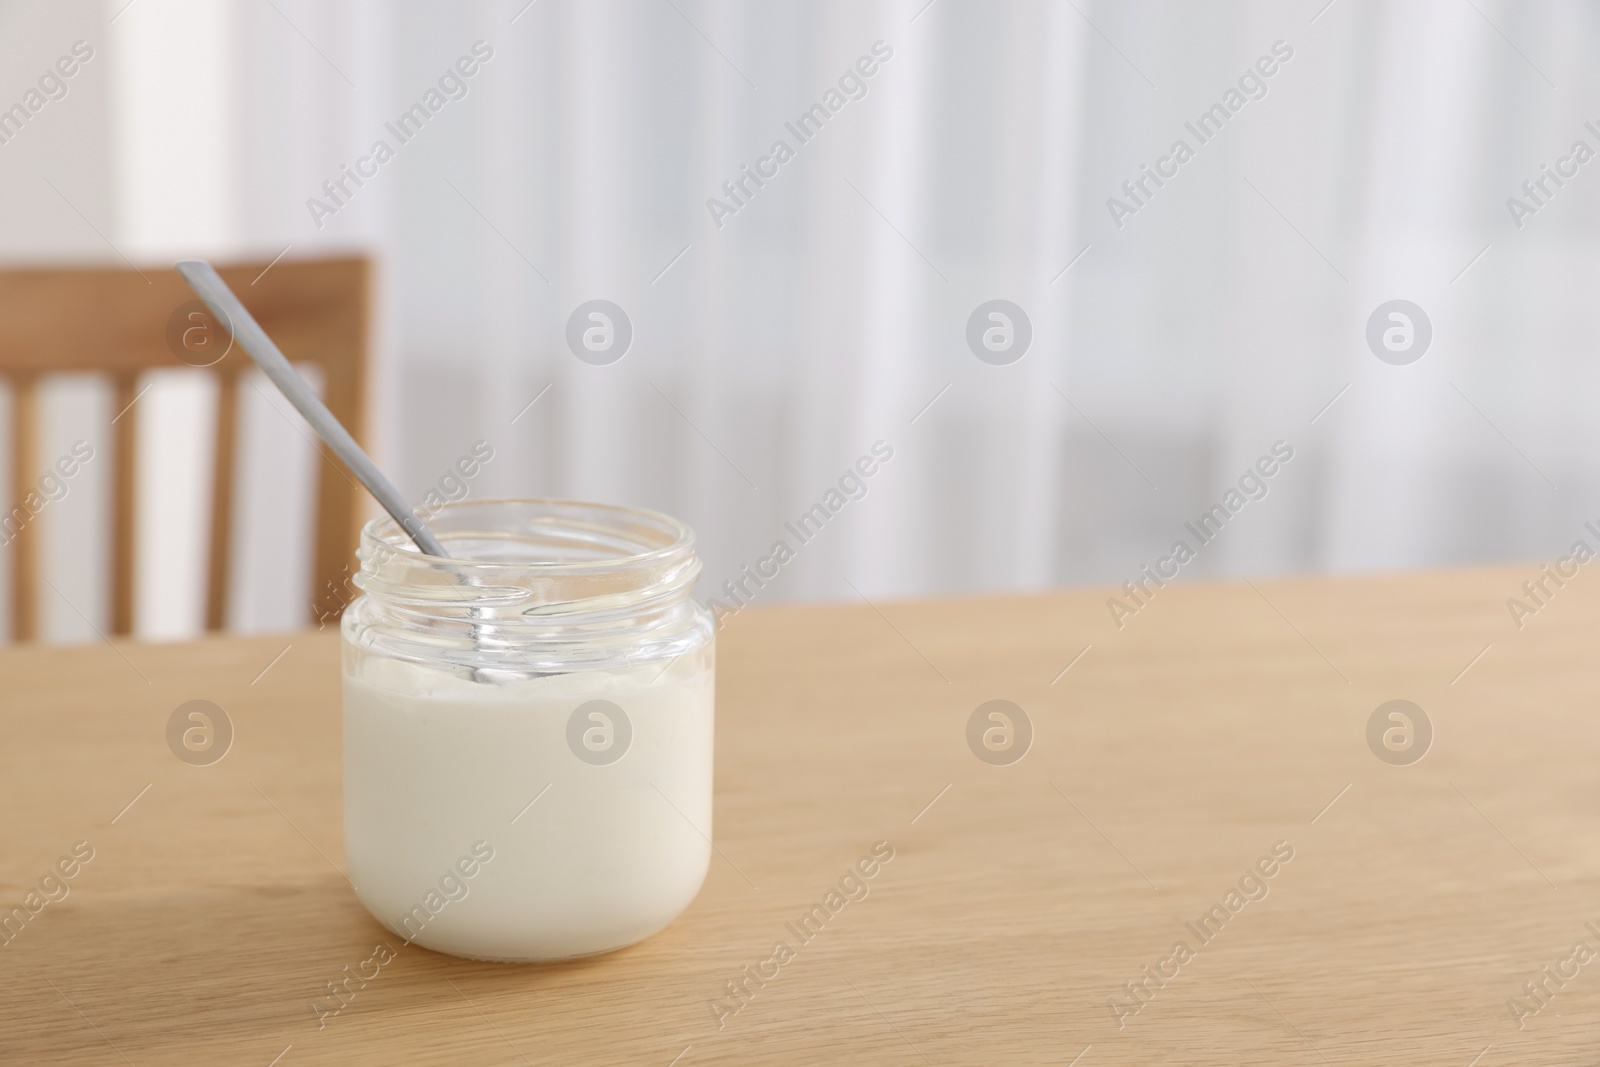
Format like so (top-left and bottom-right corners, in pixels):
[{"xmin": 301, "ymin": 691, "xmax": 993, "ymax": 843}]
[
  {"xmin": 175, "ymin": 259, "xmax": 447, "ymax": 558},
  {"xmin": 176, "ymin": 260, "xmax": 527, "ymax": 682}
]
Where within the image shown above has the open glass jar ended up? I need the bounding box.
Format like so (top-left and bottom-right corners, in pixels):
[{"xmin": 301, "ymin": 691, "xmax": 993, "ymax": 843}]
[{"xmin": 341, "ymin": 500, "xmax": 714, "ymax": 962}]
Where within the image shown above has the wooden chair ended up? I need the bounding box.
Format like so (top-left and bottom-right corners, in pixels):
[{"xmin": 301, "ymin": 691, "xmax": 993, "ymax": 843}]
[{"xmin": 0, "ymin": 256, "xmax": 371, "ymax": 642}]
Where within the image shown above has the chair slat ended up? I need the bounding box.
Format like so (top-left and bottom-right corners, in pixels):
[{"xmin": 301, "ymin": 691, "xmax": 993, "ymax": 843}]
[
  {"xmin": 9, "ymin": 377, "xmax": 37, "ymax": 642},
  {"xmin": 110, "ymin": 374, "xmax": 138, "ymax": 636},
  {"xmin": 205, "ymin": 367, "xmax": 238, "ymax": 631}
]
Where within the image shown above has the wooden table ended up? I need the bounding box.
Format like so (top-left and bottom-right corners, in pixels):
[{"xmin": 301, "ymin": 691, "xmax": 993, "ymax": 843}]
[{"xmin": 3, "ymin": 567, "xmax": 1596, "ymax": 1064}]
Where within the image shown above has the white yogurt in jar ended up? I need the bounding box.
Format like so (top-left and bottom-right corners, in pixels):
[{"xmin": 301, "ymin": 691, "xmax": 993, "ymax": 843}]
[{"xmin": 343, "ymin": 648, "xmax": 713, "ymax": 961}]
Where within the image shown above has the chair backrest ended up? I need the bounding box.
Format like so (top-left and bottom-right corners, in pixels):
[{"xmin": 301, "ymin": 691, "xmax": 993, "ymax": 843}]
[{"xmin": 0, "ymin": 256, "xmax": 371, "ymax": 642}]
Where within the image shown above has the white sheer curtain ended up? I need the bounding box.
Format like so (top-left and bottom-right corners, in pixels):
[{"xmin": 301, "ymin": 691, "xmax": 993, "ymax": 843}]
[{"xmin": 4, "ymin": 0, "xmax": 1597, "ymax": 641}]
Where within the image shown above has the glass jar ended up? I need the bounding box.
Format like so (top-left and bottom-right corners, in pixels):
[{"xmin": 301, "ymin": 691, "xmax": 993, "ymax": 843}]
[{"xmin": 341, "ymin": 499, "xmax": 714, "ymax": 962}]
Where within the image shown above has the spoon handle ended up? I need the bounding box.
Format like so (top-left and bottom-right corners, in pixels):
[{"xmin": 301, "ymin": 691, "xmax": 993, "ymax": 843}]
[{"xmin": 176, "ymin": 259, "xmax": 447, "ymax": 558}]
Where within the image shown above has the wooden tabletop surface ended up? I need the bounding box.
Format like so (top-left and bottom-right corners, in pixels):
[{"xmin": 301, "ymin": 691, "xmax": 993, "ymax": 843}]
[{"xmin": 2, "ymin": 565, "xmax": 1597, "ymax": 1065}]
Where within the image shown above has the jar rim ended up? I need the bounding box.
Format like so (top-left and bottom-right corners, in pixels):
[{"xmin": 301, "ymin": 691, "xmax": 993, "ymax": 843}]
[
  {"xmin": 361, "ymin": 498, "xmax": 697, "ymax": 572},
  {"xmin": 349, "ymin": 499, "xmax": 709, "ymax": 676}
]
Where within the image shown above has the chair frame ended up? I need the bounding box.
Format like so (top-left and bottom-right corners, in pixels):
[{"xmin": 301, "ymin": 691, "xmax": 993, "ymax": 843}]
[{"xmin": 0, "ymin": 256, "xmax": 371, "ymax": 641}]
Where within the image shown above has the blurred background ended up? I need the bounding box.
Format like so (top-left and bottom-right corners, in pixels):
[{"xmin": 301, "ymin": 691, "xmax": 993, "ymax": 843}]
[{"xmin": 2, "ymin": 0, "xmax": 1596, "ymax": 644}]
